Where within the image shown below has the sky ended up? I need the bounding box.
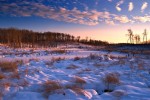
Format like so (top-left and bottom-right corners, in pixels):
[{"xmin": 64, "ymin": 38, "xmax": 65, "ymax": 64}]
[{"xmin": 0, "ymin": 0, "xmax": 150, "ymax": 43}]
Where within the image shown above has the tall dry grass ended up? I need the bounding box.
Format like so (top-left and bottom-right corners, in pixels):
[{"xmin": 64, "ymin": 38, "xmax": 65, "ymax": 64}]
[
  {"xmin": 0, "ymin": 61, "xmax": 18, "ymax": 72},
  {"xmin": 51, "ymin": 49, "xmax": 66, "ymax": 54},
  {"xmin": 42, "ymin": 80, "xmax": 62, "ymax": 97},
  {"xmin": 73, "ymin": 76, "xmax": 86, "ymax": 87},
  {"xmin": 74, "ymin": 56, "xmax": 81, "ymax": 61},
  {"xmin": 0, "ymin": 73, "xmax": 5, "ymax": 80},
  {"xmin": 104, "ymin": 73, "xmax": 120, "ymax": 90}
]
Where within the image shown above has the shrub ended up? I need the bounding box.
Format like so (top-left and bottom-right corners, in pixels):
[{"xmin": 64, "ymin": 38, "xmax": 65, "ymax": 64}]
[
  {"xmin": 51, "ymin": 57, "xmax": 65, "ymax": 63},
  {"xmin": 70, "ymin": 87, "xmax": 86, "ymax": 95},
  {"xmin": 51, "ymin": 49, "xmax": 66, "ymax": 54},
  {"xmin": 0, "ymin": 61, "xmax": 18, "ymax": 72},
  {"xmin": 43, "ymin": 80, "xmax": 62, "ymax": 97},
  {"xmin": 0, "ymin": 73, "xmax": 5, "ymax": 80},
  {"xmin": 65, "ymin": 85, "xmax": 92, "ymax": 99},
  {"xmin": 74, "ymin": 56, "xmax": 81, "ymax": 61},
  {"xmin": 104, "ymin": 73, "xmax": 120, "ymax": 91},
  {"xmin": 3, "ymin": 82, "xmax": 11, "ymax": 89},
  {"xmin": 74, "ymin": 76, "xmax": 86, "ymax": 87},
  {"xmin": 15, "ymin": 60, "xmax": 24, "ymax": 66},
  {"xmin": 89, "ymin": 53, "xmax": 98, "ymax": 59}
]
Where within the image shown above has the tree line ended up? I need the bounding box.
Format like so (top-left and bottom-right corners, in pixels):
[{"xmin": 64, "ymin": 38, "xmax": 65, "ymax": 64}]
[{"xmin": 0, "ymin": 28, "xmax": 108, "ymax": 48}]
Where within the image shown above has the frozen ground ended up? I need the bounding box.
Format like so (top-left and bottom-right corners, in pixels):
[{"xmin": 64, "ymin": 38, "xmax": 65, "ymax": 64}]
[{"xmin": 0, "ymin": 44, "xmax": 150, "ymax": 100}]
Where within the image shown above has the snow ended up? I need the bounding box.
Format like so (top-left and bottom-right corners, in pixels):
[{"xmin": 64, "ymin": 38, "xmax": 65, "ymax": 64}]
[{"xmin": 0, "ymin": 45, "xmax": 150, "ymax": 100}]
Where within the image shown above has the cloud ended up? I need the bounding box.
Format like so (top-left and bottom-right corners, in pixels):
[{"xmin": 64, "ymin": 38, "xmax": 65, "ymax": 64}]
[
  {"xmin": 116, "ymin": 0, "xmax": 124, "ymax": 12},
  {"xmin": 114, "ymin": 15, "xmax": 131, "ymax": 23},
  {"xmin": 128, "ymin": 2, "xmax": 134, "ymax": 11},
  {"xmin": 3, "ymin": 0, "xmax": 149, "ymax": 26},
  {"xmin": 0, "ymin": 1, "xmax": 117, "ymax": 26},
  {"xmin": 108, "ymin": 0, "xmax": 112, "ymax": 2},
  {"xmin": 105, "ymin": 20, "xmax": 115, "ymax": 25},
  {"xmin": 133, "ymin": 15, "xmax": 150, "ymax": 23},
  {"xmin": 141, "ymin": 2, "xmax": 148, "ymax": 12}
]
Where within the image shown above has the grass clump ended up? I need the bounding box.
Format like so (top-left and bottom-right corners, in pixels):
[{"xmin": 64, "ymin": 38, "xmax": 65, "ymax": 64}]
[
  {"xmin": 42, "ymin": 80, "xmax": 62, "ymax": 97},
  {"xmin": 0, "ymin": 73, "xmax": 5, "ymax": 80},
  {"xmin": 51, "ymin": 49, "xmax": 66, "ymax": 54},
  {"xmin": 66, "ymin": 64, "xmax": 79, "ymax": 69},
  {"xmin": 104, "ymin": 73, "xmax": 120, "ymax": 92},
  {"xmin": 74, "ymin": 76, "xmax": 86, "ymax": 87},
  {"xmin": 74, "ymin": 56, "xmax": 81, "ymax": 61},
  {"xmin": 0, "ymin": 61, "xmax": 18, "ymax": 72}
]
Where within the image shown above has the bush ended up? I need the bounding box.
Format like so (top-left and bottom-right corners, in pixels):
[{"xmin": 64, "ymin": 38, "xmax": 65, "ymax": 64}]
[
  {"xmin": 43, "ymin": 80, "xmax": 62, "ymax": 97},
  {"xmin": 104, "ymin": 73, "xmax": 120, "ymax": 91},
  {"xmin": 51, "ymin": 49, "xmax": 66, "ymax": 54},
  {"xmin": 89, "ymin": 53, "xmax": 98, "ymax": 59},
  {"xmin": 74, "ymin": 76, "xmax": 86, "ymax": 87},
  {"xmin": 65, "ymin": 84, "xmax": 92, "ymax": 99},
  {"xmin": 0, "ymin": 61, "xmax": 18, "ymax": 72},
  {"xmin": 0, "ymin": 73, "xmax": 5, "ymax": 80},
  {"xmin": 74, "ymin": 57, "xmax": 81, "ymax": 61},
  {"xmin": 51, "ymin": 57, "xmax": 65, "ymax": 63}
]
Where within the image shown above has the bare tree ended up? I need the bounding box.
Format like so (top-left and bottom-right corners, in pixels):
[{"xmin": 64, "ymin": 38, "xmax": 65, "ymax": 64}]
[
  {"xmin": 143, "ymin": 29, "xmax": 148, "ymax": 44},
  {"xmin": 127, "ymin": 29, "xmax": 134, "ymax": 43},
  {"xmin": 137, "ymin": 35, "xmax": 140, "ymax": 44},
  {"xmin": 134, "ymin": 34, "xmax": 140, "ymax": 44}
]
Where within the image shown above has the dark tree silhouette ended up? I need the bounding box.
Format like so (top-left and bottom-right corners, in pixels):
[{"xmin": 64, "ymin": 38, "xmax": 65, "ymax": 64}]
[
  {"xmin": 143, "ymin": 29, "xmax": 148, "ymax": 44},
  {"xmin": 127, "ymin": 29, "xmax": 134, "ymax": 43},
  {"xmin": 0, "ymin": 28, "xmax": 108, "ymax": 48}
]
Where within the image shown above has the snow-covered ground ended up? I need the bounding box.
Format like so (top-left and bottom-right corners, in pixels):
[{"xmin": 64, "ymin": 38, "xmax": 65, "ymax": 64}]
[{"xmin": 0, "ymin": 45, "xmax": 150, "ymax": 100}]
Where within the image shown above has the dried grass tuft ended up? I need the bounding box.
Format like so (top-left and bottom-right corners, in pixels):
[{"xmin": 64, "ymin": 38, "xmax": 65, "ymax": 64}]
[
  {"xmin": 0, "ymin": 73, "xmax": 5, "ymax": 80},
  {"xmin": 74, "ymin": 76, "xmax": 86, "ymax": 87},
  {"xmin": 104, "ymin": 73, "xmax": 120, "ymax": 90},
  {"xmin": 74, "ymin": 57, "xmax": 81, "ymax": 61},
  {"xmin": 51, "ymin": 49, "xmax": 66, "ymax": 54},
  {"xmin": 51, "ymin": 57, "xmax": 65, "ymax": 63},
  {"xmin": 0, "ymin": 61, "xmax": 18, "ymax": 72},
  {"xmin": 67, "ymin": 64, "xmax": 79, "ymax": 69},
  {"xmin": 43, "ymin": 80, "xmax": 62, "ymax": 97}
]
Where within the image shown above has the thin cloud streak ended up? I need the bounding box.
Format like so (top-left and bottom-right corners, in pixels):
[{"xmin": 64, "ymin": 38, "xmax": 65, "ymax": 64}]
[
  {"xmin": 141, "ymin": 2, "xmax": 148, "ymax": 12},
  {"xmin": 116, "ymin": 0, "xmax": 124, "ymax": 12},
  {"xmin": 128, "ymin": 2, "xmax": 134, "ymax": 11}
]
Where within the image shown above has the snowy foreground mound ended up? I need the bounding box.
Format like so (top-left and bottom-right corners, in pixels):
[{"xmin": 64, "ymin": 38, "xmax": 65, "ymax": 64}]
[{"xmin": 0, "ymin": 48, "xmax": 150, "ymax": 100}]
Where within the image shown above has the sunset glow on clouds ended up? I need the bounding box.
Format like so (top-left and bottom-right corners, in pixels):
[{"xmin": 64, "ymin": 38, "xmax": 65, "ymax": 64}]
[{"xmin": 0, "ymin": 0, "xmax": 150, "ymax": 43}]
